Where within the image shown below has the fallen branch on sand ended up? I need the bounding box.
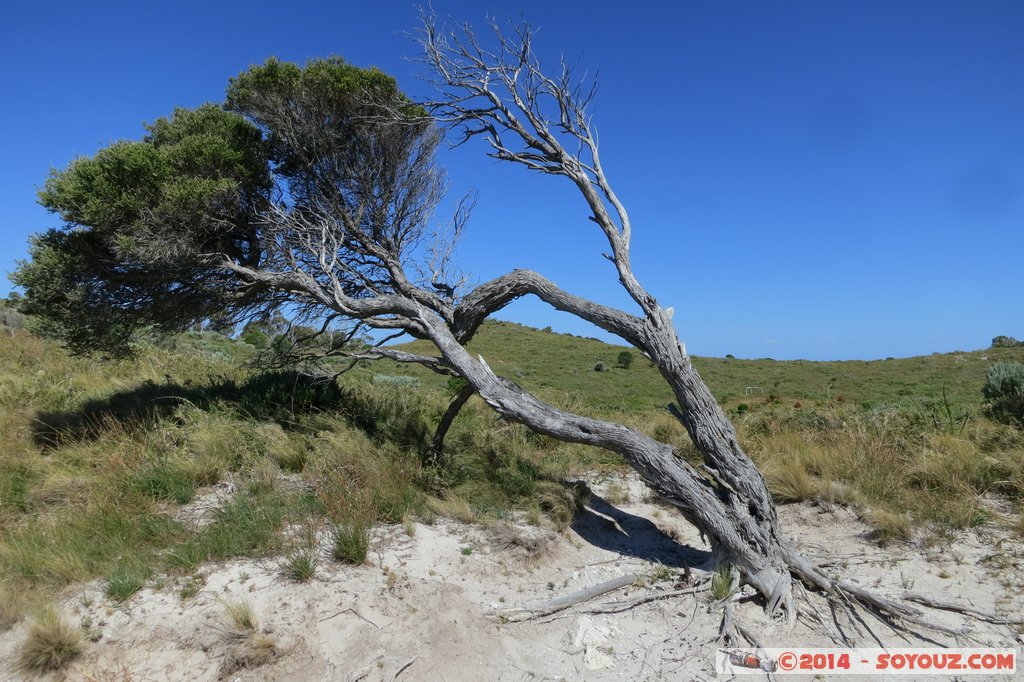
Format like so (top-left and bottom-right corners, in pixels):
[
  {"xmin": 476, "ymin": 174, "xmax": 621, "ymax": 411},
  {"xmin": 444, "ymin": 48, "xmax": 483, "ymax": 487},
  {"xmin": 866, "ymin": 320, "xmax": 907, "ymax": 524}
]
[{"xmin": 501, "ymin": 574, "xmax": 639, "ymax": 620}]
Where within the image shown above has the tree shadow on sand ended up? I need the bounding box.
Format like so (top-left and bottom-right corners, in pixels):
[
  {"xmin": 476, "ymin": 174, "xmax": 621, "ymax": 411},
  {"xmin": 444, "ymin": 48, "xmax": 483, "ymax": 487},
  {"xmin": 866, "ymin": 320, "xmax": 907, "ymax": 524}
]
[{"xmin": 571, "ymin": 492, "xmax": 711, "ymax": 569}]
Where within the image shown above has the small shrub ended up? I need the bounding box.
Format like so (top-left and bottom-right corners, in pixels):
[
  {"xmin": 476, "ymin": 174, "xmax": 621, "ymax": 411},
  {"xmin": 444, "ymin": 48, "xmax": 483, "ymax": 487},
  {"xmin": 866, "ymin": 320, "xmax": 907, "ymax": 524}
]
[
  {"xmin": 105, "ymin": 567, "xmax": 145, "ymax": 602},
  {"xmin": 593, "ymin": 362, "xmax": 607, "ymax": 372},
  {"xmin": 283, "ymin": 550, "xmax": 317, "ymax": 582},
  {"xmin": 0, "ymin": 302, "xmax": 26, "ymax": 330},
  {"xmin": 710, "ymin": 565, "xmax": 735, "ymax": 601},
  {"xmin": 736, "ymin": 403, "xmax": 749, "ymax": 415},
  {"xmin": 616, "ymin": 351, "xmax": 634, "ymax": 369},
  {"xmin": 239, "ymin": 370, "xmax": 344, "ymax": 418},
  {"xmin": 240, "ymin": 327, "xmax": 270, "ymax": 349},
  {"xmin": 179, "ymin": 575, "xmax": 205, "ymax": 601},
  {"xmin": 331, "ymin": 523, "xmax": 370, "ymax": 564},
  {"xmin": 983, "ymin": 361, "xmax": 1024, "ymax": 426},
  {"xmin": 991, "ymin": 335, "xmax": 1022, "ymax": 348},
  {"xmin": 17, "ymin": 609, "xmax": 82, "ymax": 673}
]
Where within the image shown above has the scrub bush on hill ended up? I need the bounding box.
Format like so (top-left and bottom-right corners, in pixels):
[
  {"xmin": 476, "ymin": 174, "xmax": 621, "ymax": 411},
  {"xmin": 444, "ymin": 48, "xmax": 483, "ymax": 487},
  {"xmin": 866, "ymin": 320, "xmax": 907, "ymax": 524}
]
[{"xmin": 983, "ymin": 361, "xmax": 1024, "ymax": 427}]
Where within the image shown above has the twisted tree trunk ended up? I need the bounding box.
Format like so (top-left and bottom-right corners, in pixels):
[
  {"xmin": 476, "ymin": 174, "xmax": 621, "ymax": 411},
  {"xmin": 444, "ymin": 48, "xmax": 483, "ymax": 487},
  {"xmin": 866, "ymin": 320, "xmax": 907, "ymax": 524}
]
[
  {"xmin": 430, "ymin": 382, "xmax": 474, "ymax": 463},
  {"xmin": 417, "ymin": 311, "xmax": 795, "ymax": 614}
]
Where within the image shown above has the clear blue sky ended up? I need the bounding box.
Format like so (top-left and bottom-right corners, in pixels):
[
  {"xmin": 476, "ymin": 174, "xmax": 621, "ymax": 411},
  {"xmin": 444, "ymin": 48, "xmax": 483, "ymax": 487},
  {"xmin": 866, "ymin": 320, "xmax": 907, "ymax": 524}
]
[{"xmin": 2, "ymin": 1, "xmax": 1021, "ymax": 360}]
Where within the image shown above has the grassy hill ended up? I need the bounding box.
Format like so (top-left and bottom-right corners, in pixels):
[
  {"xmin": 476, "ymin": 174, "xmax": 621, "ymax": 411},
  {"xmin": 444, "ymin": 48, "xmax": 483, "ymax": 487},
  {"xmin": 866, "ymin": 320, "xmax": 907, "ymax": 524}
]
[{"xmin": 374, "ymin": 320, "xmax": 1024, "ymax": 412}]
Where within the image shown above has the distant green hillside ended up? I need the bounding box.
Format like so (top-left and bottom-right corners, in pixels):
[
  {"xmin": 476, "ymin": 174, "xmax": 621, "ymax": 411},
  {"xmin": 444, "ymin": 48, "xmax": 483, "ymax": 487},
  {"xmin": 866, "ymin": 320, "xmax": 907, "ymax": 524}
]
[{"xmin": 379, "ymin": 320, "xmax": 1024, "ymax": 412}]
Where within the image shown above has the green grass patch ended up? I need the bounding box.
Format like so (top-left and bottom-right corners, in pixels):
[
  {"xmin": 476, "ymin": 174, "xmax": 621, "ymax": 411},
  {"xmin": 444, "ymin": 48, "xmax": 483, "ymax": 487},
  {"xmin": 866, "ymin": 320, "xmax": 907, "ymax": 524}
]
[
  {"xmin": 283, "ymin": 550, "xmax": 317, "ymax": 582},
  {"xmin": 132, "ymin": 463, "xmax": 195, "ymax": 504},
  {"xmin": 105, "ymin": 565, "xmax": 146, "ymax": 602},
  {"xmin": 330, "ymin": 523, "xmax": 370, "ymax": 564},
  {"xmin": 166, "ymin": 493, "xmax": 286, "ymax": 572}
]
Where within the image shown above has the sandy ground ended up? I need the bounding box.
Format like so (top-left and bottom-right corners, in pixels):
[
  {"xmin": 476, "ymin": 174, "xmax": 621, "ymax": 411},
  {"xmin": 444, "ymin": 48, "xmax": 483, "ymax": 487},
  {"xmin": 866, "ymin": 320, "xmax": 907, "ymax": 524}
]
[{"xmin": 2, "ymin": 473, "xmax": 1022, "ymax": 681}]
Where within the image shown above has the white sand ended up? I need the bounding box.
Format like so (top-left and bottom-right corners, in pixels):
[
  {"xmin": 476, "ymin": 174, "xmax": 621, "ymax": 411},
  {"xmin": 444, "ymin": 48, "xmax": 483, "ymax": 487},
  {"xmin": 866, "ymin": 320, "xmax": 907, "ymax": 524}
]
[{"xmin": 2, "ymin": 473, "xmax": 1021, "ymax": 681}]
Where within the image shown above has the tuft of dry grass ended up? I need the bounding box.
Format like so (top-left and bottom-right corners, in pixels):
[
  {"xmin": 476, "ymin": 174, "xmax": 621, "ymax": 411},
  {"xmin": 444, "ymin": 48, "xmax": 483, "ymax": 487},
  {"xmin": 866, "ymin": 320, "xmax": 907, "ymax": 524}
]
[
  {"xmin": 489, "ymin": 522, "xmax": 557, "ymax": 560},
  {"xmin": 427, "ymin": 496, "xmax": 477, "ymax": 524},
  {"xmin": 220, "ymin": 633, "xmax": 278, "ymax": 677},
  {"xmin": 603, "ymin": 481, "xmax": 630, "ymax": 506},
  {"xmin": 18, "ymin": 608, "xmax": 82, "ymax": 673},
  {"xmin": 710, "ymin": 564, "xmax": 736, "ymax": 601},
  {"xmin": 216, "ymin": 596, "xmax": 278, "ymax": 677},
  {"xmin": 533, "ymin": 481, "xmax": 581, "ymax": 530},
  {"xmin": 745, "ymin": 407, "xmax": 1024, "ymax": 540},
  {"xmin": 220, "ymin": 596, "xmax": 259, "ymax": 635},
  {"xmin": 764, "ymin": 460, "xmax": 819, "ymax": 503},
  {"xmin": 863, "ymin": 508, "xmax": 913, "ymax": 545}
]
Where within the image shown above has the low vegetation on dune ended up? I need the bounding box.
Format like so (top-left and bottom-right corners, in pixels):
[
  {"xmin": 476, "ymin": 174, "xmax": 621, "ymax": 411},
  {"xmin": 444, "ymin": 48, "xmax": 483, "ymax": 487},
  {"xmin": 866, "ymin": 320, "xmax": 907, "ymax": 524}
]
[
  {"xmin": 0, "ymin": 321, "xmax": 600, "ymax": 630},
  {"xmin": 1, "ymin": 314, "xmax": 1022, "ymax": 651}
]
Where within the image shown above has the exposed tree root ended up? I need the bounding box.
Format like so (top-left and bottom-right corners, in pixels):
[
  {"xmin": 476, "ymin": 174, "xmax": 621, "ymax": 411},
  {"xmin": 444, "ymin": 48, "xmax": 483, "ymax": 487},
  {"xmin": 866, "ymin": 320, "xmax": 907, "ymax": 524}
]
[
  {"xmin": 582, "ymin": 585, "xmax": 709, "ymax": 615},
  {"xmin": 783, "ymin": 549, "xmax": 980, "ymax": 641},
  {"xmin": 902, "ymin": 593, "xmax": 1024, "ymax": 626}
]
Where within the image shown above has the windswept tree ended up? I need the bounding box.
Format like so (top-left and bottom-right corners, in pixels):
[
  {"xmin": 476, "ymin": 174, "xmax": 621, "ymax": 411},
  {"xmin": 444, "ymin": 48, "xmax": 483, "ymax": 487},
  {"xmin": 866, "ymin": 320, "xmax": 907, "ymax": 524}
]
[{"xmin": 14, "ymin": 17, "xmax": 1005, "ymax": 640}]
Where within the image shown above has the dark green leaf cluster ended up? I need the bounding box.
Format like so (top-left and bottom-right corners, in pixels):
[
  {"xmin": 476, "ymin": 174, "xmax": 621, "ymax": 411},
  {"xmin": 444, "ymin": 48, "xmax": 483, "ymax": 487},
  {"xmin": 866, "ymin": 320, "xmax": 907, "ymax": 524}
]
[
  {"xmin": 991, "ymin": 335, "xmax": 1023, "ymax": 348},
  {"xmin": 13, "ymin": 57, "xmax": 436, "ymax": 356},
  {"xmin": 14, "ymin": 105, "xmax": 272, "ymax": 354},
  {"xmin": 237, "ymin": 369, "xmax": 346, "ymax": 419}
]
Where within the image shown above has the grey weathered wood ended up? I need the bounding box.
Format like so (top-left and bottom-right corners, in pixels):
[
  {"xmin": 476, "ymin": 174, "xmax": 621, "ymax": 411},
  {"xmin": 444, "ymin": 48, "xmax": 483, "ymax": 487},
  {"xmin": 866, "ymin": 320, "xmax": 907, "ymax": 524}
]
[{"xmin": 503, "ymin": 574, "xmax": 639, "ymax": 619}]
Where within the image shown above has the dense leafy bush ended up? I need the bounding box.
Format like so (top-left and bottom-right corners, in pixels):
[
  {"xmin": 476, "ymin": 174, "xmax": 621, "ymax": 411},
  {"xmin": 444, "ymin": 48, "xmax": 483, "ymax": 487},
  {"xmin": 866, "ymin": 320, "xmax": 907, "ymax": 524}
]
[
  {"xmin": 991, "ymin": 335, "xmax": 1022, "ymax": 348},
  {"xmin": 238, "ymin": 370, "xmax": 344, "ymax": 418},
  {"xmin": 239, "ymin": 326, "xmax": 270, "ymax": 349},
  {"xmin": 983, "ymin": 361, "xmax": 1024, "ymax": 426},
  {"xmin": 616, "ymin": 351, "xmax": 634, "ymax": 369}
]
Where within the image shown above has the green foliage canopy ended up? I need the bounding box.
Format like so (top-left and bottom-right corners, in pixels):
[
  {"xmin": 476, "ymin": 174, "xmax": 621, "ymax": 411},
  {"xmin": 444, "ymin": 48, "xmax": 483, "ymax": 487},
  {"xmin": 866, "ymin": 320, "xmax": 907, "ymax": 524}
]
[{"xmin": 13, "ymin": 57, "xmax": 433, "ymax": 356}]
